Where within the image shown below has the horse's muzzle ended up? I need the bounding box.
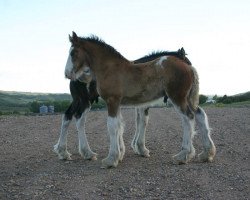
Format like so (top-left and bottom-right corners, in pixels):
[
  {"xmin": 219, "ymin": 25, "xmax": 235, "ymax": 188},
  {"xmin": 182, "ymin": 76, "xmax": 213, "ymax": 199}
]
[{"xmin": 65, "ymin": 70, "xmax": 76, "ymax": 81}]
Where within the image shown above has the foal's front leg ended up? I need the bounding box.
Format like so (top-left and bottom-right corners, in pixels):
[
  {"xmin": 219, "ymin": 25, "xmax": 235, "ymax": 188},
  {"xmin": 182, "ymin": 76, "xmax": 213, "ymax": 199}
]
[
  {"xmin": 54, "ymin": 115, "xmax": 72, "ymax": 160},
  {"xmin": 102, "ymin": 116, "xmax": 122, "ymax": 168},
  {"xmin": 102, "ymin": 99, "xmax": 123, "ymax": 168},
  {"xmin": 76, "ymin": 109, "xmax": 97, "ymax": 160}
]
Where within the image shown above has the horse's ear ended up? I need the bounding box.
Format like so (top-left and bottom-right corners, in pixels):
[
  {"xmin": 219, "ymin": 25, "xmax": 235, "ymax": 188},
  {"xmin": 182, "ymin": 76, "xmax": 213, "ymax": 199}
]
[
  {"xmin": 69, "ymin": 34, "xmax": 73, "ymax": 43},
  {"xmin": 72, "ymin": 31, "xmax": 78, "ymax": 39},
  {"xmin": 69, "ymin": 31, "xmax": 79, "ymax": 44}
]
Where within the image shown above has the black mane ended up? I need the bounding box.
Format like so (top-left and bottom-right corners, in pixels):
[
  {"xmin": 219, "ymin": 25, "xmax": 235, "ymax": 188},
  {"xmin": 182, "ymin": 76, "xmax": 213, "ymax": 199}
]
[
  {"xmin": 79, "ymin": 35, "xmax": 128, "ymax": 61},
  {"xmin": 134, "ymin": 49, "xmax": 192, "ymax": 65},
  {"xmin": 78, "ymin": 35, "xmax": 191, "ymax": 65}
]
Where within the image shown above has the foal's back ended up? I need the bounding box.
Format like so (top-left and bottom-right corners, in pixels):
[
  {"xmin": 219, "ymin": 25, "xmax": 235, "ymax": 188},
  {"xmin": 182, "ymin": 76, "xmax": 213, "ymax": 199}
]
[{"xmin": 119, "ymin": 56, "xmax": 194, "ymax": 106}]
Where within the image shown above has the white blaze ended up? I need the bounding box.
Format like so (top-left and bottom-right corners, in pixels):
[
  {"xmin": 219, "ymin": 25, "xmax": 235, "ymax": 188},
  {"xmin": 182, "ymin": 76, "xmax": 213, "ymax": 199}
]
[{"xmin": 65, "ymin": 47, "xmax": 74, "ymax": 78}]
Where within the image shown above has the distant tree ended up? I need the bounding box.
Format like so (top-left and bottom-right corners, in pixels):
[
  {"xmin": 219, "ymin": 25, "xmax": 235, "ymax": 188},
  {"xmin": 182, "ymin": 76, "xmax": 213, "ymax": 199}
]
[
  {"xmin": 29, "ymin": 101, "xmax": 40, "ymax": 113},
  {"xmin": 199, "ymin": 95, "xmax": 208, "ymax": 104},
  {"xmin": 60, "ymin": 100, "xmax": 71, "ymax": 112},
  {"xmin": 213, "ymin": 95, "xmax": 218, "ymax": 101},
  {"xmin": 215, "ymin": 92, "xmax": 250, "ymax": 104},
  {"xmin": 91, "ymin": 99, "xmax": 106, "ymax": 110},
  {"xmin": 13, "ymin": 110, "xmax": 20, "ymax": 115},
  {"xmin": 217, "ymin": 95, "xmax": 233, "ymax": 104},
  {"xmin": 52, "ymin": 100, "xmax": 71, "ymax": 112}
]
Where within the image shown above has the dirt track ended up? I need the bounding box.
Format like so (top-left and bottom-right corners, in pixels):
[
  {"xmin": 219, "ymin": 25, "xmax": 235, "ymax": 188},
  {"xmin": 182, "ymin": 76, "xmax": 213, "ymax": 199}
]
[{"xmin": 0, "ymin": 107, "xmax": 249, "ymax": 199}]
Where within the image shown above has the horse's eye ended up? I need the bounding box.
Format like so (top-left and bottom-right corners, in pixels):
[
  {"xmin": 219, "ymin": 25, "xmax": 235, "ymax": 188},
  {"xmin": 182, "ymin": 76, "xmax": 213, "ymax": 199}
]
[
  {"xmin": 84, "ymin": 68, "xmax": 90, "ymax": 74},
  {"xmin": 70, "ymin": 50, "xmax": 75, "ymax": 57}
]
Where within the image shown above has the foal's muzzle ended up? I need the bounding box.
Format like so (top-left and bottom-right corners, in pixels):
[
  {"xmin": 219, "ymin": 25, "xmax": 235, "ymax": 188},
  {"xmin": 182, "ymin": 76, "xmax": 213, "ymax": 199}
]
[{"xmin": 65, "ymin": 70, "xmax": 76, "ymax": 81}]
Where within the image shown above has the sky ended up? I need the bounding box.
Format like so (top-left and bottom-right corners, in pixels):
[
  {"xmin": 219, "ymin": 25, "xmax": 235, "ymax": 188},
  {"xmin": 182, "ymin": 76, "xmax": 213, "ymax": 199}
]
[{"xmin": 0, "ymin": 0, "xmax": 249, "ymax": 95}]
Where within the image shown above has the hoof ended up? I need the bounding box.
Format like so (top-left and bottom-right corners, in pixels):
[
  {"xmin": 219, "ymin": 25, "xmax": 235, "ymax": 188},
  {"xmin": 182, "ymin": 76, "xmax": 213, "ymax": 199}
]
[
  {"xmin": 119, "ymin": 146, "xmax": 125, "ymax": 162},
  {"xmin": 79, "ymin": 149, "xmax": 98, "ymax": 161},
  {"xmin": 198, "ymin": 146, "xmax": 216, "ymax": 162},
  {"xmin": 173, "ymin": 149, "xmax": 195, "ymax": 164},
  {"xmin": 119, "ymin": 152, "xmax": 125, "ymax": 162},
  {"xmin": 101, "ymin": 157, "xmax": 119, "ymax": 169},
  {"xmin": 53, "ymin": 144, "xmax": 72, "ymax": 160},
  {"xmin": 132, "ymin": 144, "xmax": 150, "ymax": 157},
  {"xmin": 135, "ymin": 148, "xmax": 150, "ymax": 158},
  {"xmin": 140, "ymin": 148, "xmax": 150, "ymax": 158}
]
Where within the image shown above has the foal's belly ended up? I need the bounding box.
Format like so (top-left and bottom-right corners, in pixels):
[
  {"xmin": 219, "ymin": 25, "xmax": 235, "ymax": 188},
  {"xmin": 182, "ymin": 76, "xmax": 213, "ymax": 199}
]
[{"xmin": 121, "ymin": 90, "xmax": 165, "ymax": 105}]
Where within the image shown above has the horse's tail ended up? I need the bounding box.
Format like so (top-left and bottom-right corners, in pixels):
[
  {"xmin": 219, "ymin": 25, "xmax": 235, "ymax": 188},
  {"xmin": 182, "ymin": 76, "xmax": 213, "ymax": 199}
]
[{"xmin": 188, "ymin": 67, "xmax": 200, "ymax": 112}]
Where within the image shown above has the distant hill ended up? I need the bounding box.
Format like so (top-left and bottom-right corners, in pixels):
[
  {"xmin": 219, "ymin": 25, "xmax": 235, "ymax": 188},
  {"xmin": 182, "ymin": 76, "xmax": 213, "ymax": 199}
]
[
  {"xmin": 1, "ymin": 90, "xmax": 250, "ymax": 114},
  {"xmin": 0, "ymin": 90, "xmax": 72, "ymax": 113},
  {"xmin": 216, "ymin": 91, "xmax": 250, "ymax": 104}
]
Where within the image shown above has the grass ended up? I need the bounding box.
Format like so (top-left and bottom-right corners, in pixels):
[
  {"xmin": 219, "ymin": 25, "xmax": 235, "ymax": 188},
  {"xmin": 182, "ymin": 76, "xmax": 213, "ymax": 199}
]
[
  {"xmin": 202, "ymin": 100, "xmax": 250, "ymax": 108},
  {"xmin": 0, "ymin": 91, "xmax": 71, "ymax": 115},
  {"xmin": 1, "ymin": 90, "xmax": 250, "ymax": 115}
]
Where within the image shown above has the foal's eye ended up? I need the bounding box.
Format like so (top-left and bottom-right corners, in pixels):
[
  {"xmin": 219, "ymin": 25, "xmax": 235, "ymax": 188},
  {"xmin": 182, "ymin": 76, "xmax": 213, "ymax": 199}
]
[{"xmin": 84, "ymin": 68, "xmax": 90, "ymax": 74}]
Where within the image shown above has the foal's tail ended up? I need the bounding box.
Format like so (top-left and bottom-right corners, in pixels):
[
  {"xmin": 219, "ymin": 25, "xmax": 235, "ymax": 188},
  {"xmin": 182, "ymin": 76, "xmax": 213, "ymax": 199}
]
[{"xmin": 187, "ymin": 67, "xmax": 200, "ymax": 112}]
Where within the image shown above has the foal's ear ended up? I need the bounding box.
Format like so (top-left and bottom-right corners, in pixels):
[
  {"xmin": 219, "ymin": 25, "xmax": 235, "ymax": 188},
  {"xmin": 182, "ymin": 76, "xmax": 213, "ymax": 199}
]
[
  {"xmin": 72, "ymin": 31, "xmax": 78, "ymax": 39},
  {"xmin": 69, "ymin": 31, "xmax": 79, "ymax": 44}
]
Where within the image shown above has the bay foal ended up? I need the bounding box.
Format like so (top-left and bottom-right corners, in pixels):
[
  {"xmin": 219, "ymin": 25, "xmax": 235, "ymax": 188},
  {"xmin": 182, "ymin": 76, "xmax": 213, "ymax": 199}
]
[{"xmin": 54, "ymin": 50, "xmax": 188, "ymax": 160}]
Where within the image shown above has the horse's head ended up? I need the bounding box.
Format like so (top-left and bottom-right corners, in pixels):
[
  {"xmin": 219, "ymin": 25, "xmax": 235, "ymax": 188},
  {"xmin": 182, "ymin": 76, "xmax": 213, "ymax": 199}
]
[{"xmin": 65, "ymin": 31, "xmax": 92, "ymax": 83}]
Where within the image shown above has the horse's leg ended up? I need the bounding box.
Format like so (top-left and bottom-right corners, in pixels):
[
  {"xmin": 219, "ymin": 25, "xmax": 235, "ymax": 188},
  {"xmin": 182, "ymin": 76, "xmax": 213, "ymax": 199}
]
[
  {"xmin": 131, "ymin": 108, "xmax": 140, "ymax": 153},
  {"xmin": 54, "ymin": 105, "xmax": 73, "ymax": 160},
  {"xmin": 173, "ymin": 105, "xmax": 196, "ymax": 164},
  {"xmin": 195, "ymin": 106, "xmax": 216, "ymax": 162},
  {"xmin": 132, "ymin": 107, "xmax": 150, "ymax": 157},
  {"xmin": 76, "ymin": 109, "xmax": 97, "ymax": 160},
  {"xmin": 118, "ymin": 112, "xmax": 125, "ymax": 162},
  {"xmin": 102, "ymin": 98, "xmax": 122, "ymax": 168}
]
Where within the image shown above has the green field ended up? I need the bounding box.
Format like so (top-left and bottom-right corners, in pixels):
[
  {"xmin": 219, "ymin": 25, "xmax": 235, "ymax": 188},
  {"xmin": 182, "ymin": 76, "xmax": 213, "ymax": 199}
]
[
  {"xmin": 0, "ymin": 90, "xmax": 249, "ymax": 115},
  {"xmin": 0, "ymin": 91, "xmax": 71, "ymax": 114}
]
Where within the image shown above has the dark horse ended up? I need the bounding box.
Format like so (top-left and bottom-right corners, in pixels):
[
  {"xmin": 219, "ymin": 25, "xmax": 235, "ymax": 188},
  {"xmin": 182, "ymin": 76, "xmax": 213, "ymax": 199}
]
[
  {"xmin": 54, "ymin": 50, "xmax": 191, "ymax": 161},
  {"xmin": 65, "ymin": 32, "xmax": 216, "ymax": 167},
  {"xmin": 64, "ymin": 32, "xmax": 216, "ymax": 168}
]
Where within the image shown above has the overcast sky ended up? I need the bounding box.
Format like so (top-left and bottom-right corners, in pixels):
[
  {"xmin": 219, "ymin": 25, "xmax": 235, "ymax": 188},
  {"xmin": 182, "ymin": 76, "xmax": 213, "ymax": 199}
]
[{"xmin": 0, "ymin": 0, "xmax": 249, "ymax": 95}]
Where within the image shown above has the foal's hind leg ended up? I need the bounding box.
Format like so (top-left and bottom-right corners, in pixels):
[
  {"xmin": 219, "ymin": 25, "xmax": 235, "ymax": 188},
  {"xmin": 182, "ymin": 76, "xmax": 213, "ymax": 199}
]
[
  {"xmin": 131, "ymin": 107, "xmax": 150, "ymax": 157},
  {"xmin": 76, "ymin": 109, "xmax": 97, "ymax": 160},
  {"xmin": 173, "ymin": 106, "xmax": 196, "ymax": 164},
  {"xmin": 118, "ymin": 112, "xmax": 125, "ymax": 162},
  {"xmin": 131, "ymin": 107, "xmax": 140, "ymax": 152},
  {"xmin": 195, "ymin": 107, "xmax": 216, "ymax": 162},
  {"xmin": 54, "ymin": 114, "xmax": 72, "ymax": 160}
]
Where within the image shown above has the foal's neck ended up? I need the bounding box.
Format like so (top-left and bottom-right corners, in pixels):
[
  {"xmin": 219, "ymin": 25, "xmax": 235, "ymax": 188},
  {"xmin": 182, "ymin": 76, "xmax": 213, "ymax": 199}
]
[{"xmin": 84, "ymin": 41, "xmax": 129, "ymax": 69}]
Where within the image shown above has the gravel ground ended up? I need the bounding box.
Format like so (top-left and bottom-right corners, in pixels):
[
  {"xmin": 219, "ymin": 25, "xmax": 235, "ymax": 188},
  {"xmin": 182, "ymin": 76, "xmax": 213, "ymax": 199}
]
[{"xmin": 0, "ymin": 107, "xmax": 249, "ymax": 199}]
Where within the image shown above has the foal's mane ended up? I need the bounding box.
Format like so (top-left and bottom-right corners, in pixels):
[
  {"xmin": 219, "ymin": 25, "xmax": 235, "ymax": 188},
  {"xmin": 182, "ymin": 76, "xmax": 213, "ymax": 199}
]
[
  {"xmin": 79, "ymin": 35, "xmax": 128, "ymax": 61},
  {"xmin": 78, "ymin": 35, "xmax": 191, "ymax": 65},
  {"xmin": 134, "ymin": 49, "xmax": 192, "ymax": 65}
]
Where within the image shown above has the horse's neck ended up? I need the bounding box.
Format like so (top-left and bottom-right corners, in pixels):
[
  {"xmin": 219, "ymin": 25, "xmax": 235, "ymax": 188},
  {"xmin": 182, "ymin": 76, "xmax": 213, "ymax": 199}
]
[{"xmin": 85, "ymin": 40, "xmax": 129, "ymax": 66}]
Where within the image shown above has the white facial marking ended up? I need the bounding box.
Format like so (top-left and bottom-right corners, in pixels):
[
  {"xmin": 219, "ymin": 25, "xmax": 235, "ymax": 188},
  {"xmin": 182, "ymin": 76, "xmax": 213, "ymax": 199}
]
[
  {"xmin": 65, "ymin": 47, "xmax": 74, "ymax": 78},
  {"xmin": 157, "ymin": 56, "xmax": 168, "ymax": 67}
]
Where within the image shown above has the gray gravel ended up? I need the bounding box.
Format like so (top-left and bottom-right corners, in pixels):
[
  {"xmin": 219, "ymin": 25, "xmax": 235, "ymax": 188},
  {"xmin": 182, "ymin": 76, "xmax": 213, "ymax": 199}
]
[{"xmin": 0, "ymin": 107, "xmax": 249, "ymax": 199}]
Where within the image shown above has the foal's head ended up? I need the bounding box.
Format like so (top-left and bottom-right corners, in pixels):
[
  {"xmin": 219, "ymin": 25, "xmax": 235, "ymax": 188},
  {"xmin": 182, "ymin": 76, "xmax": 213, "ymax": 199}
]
[{"xmin": 65, "ymin": 32, "xmax": 92, "ymax": 83}]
